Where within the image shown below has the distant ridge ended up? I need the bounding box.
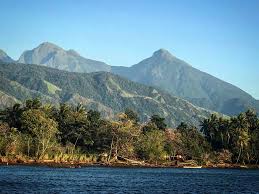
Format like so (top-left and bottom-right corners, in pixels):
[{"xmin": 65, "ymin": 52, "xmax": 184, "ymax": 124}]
[
  {"xmin": 0, "ymin": 49, "xmax": 14, "ymax": 63},
  {"xmin": 0, "ymin": 42, "xmax": 258, "ymax": 115},
  {"xmin": 18, "ymin": 42, "xmax": 111, "ymax": 73},
  {"xmin": 0, "ymin": 61, "xmax": 215, "ymax": 127},
  {"xmin": 112, "ymin": 49, "xmax": 259, "ymax": 115}
]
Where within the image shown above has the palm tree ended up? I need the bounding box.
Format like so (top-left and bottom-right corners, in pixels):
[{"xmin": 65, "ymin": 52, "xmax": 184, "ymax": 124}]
[
  {"xmin": 231, "ymin": 113, "xmax": 250, "ymax": 164},
  {"xmin": 0, "ymin": 103, "xmax": 23, "ymax": 128},
  {"xmin": 236, "ymin": 130, "xmax": 250, "ymax": 164},
  {"xmin": 200, "ymin": 114, "xmax": 220, "ymax": 149}
]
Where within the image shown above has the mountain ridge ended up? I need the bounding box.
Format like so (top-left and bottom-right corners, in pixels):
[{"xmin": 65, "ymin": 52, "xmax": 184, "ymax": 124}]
[
  {"xmin": 0, "ymin": 49, "xmax": 14, "ymax": 63},
  {"xmin": 1, "ymin": 42, "xmax": 258, "ymax": 115},
  {"xmin": 111, "ymin": 50, "xmax": 259, "ymax": 115},
  {"xmin": 0, "ymin": 61, "xmax": 217, "ymax": 127},
  {"xmin": 18, "ymin": 42, "xmax": 111, "ymax": 73}
]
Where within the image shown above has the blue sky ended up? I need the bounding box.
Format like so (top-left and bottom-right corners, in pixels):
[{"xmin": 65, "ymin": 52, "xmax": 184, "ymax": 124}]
[{"xmin": 1, "ymin": 0, "xmax": 259, "ymax": 98}]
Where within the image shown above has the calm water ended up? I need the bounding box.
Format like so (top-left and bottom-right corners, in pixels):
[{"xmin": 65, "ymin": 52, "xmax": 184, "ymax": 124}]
[{"xmin": 0, "ymin": 166, "xmax": 259, "ymax": 193}]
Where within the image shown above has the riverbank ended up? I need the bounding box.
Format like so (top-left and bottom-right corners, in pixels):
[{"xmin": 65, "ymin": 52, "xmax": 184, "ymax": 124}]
[{"xmin": 1, "ymin": 158, "xmax": 258, "ymax": 169}]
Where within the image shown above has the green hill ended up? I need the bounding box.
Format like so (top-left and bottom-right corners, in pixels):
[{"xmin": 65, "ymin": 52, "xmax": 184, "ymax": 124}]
[{"xmin": 0, "ymin": 62, "xmax": 215, "ymax": 127}]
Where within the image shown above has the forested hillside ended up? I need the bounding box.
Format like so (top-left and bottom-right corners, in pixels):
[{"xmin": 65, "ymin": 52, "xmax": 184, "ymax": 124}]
[
  {"xmin": 0, "ymin": 99, "xmax": 258, "ymax": 166},
  {"xmin": 0, "ymin": 62, "xmax": 214, "ymax": 127},
  {"xmin": 1, "ymin": 43, "xmax": 258, "ymax": 116}
]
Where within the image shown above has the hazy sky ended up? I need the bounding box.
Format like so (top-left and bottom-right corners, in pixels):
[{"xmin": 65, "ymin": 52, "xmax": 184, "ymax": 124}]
[{"xmin": 1, "ymin": 0, "xmax": 259, "ymax": 98}]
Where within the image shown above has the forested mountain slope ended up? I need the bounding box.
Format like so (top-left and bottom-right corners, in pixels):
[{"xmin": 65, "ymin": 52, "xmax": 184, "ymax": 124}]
[
  {"xmin": 1, "ymin": 42, "xmax": 257, "ymax": 116},
  {"xmin": 112, "ymin": 49, "xmax": 259, "ymax": 115},
  {"xmin": 0, "ymin": 62, "xmax": 214, "ymax": 127}
]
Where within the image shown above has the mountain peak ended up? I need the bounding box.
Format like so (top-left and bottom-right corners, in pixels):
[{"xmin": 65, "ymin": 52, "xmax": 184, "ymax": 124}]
[
  {"xmin": 0, "ymin": 49, "xmax": 14, "ymax": 63},
  {"xmin": 152, "ymin": 48, "xmax": 173, "ymax": 59},
  {"xmin": 37, "ymin": 42, "xmax": 62, "ymax": 50},
  {"xmin": 17, "ymin": 42, "xmax": 111, "ymax": 73},
  {"xmin": 0, "ymin": 49, "xmax": 8, "ymax": 56}
]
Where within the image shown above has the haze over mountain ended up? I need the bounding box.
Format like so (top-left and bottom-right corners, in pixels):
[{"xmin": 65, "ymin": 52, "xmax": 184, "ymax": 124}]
[
  {"xmin": 18, "ymin": 42, "xmax": 111, "ymax": 73},
  {"xmin": 0, "ymin": 49, "xmax": 14, "ymax": 63},
  {"xmin": 1, "ymin": 42, "xmax": 258, "ymax": 115},
  {"xmin": 0, "ymin": 61, "xmax": 215, "ymax": 127}
]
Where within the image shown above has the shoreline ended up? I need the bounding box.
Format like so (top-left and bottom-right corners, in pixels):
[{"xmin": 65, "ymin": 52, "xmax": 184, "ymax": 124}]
[{"xmin": 1, "ymin": 160, "xmax": 258, "ymax": 169}]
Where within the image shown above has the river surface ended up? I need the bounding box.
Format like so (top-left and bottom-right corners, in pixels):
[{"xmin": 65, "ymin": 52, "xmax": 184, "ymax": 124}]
[{"xmin": 0, "ymin": 165, "xmax": 259, "ymax": 193}]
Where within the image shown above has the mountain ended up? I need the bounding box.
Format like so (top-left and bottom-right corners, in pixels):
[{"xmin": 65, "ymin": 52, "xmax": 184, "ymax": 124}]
[
  {"xmin": 0, "ymin": 49, "xmax": 14, "ymax": 63},
  {"xmin": 0, "ymin": 90, "xmax": 20, "ymax": 109},
  {"xmin": 0, "ymin": 61, "xmax": 215, "ymax": 127},
  {"xmin": 18, "ymin": 42, "xmax": 111, "ymax": 73},
  {"xmin": 3, "ymin": 42, "xmax": 258, "ymax": 115},
  {"xmin": 112, "ymin": 49, "xmax": 259, "ymax": 115}
]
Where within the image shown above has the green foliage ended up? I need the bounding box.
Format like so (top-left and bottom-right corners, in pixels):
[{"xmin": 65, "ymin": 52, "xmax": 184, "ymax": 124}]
[
  {"xmin": 0, "ymin": 103, "xmax": 23, "ymax": 129},
  {"xmin": 0, "ymin": 123, "xmax": 27, "ymax": 157},
  {"xmin": 150, "ymin": 115, "xmax": 167, "ymax": 130},
  {"xmin": 108, "ymin": 113, "xmax": 141, "ymax": 160},
  {"xmin": 142, "ymin": 114, "xmax": 167, "ymax": 134},
  {"xmin": 0, "ymin": 61, "xmax": 214, "ymax": 128},
  {"xmin": 0, "ymin": 98, "xmax": 258, "ymax": 165},
  {"xmin": 25, "ymin": 98, "xmax": 42, "ymax": 110},
  {"xmin": 124, "ymin": 108, "xmax": 139, "ymax": 123},
  {"xmin": 21, "ymin": 108, "xmax": 59, "ymax": 159},
  {"xmin": 56, "ymin": 103, "xmax": 94, "ymax": 149},
  {"xmin": 200, "ymin": 109, "xmax": 259, "ymax": 164},
  {"xmin": 177, "ymin": 123, "xmax": 211, "ymax": 163},
  {"xmin": 43, "ymin": 80, "xmax": 61, "ymax": 95},
  {"xmin": 136, "ymin": 130, "xmax": 166, "ymax": 162}
]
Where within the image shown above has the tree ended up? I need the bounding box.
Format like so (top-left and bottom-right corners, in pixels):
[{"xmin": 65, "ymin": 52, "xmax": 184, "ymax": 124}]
[
  {"xmin": 56, "ymin": 103, "xmax": 91, "ymax": 149},
  {"xmin": 108, "ymin": 113, "xmax": 141, "ymax": 161},
  {"xmin": 142, "ymin": 122, "xmax": 158, "ymax": 133},
  {"xmin": 230, "ymin": 113, "xmax": 250, "ymax": 164},
  {"xmin": 200, "ymin": 114, "xmax": 228, "ymax": 150},
  {"xmin": 164, "ymin": 128, "xmax": 184, "ymax": 158},
  {"xmin": 136, "ymin": 130, "xmax": 166, "ymax": 163},
  {"xmin": 0, "ymin": 126, "xmax": 25, "ymax": 157},
  {"xmin": 245, "ymin": 109, "xmax": 259, "ymax": 132},
  {"xmin": 150, "ymin": 115, "xmax": 167, "ymax": 130},
  {"xmin": 251, "ymin": 127, "xmax": 259, "ymax": 164},
  {"xmin": 86, "ymin": 110, "xmax": 112, "ymax": 152},
  {"xmin": 124, "ymin": 108, "xmax": 139, "ymax": 123},
  {"xmin": 25, "ymin": 98, "xmax": 42, "ymax": 110},
  {"xmin": 21, "ymin": 109, "xmax": 59, "ymax": 159},
  {"xmin": 178, "ymin": 123, "xmax": 211, "ymax": 163},
  {"xmin": 0, "ymin": 103, "xmax": 23, "ymax": 130}
]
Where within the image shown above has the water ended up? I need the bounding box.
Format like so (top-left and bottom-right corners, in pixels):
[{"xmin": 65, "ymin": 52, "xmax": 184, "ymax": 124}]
[{"xmin": 0, "ymin": 166, "xmax": 259, "ymax": 193}]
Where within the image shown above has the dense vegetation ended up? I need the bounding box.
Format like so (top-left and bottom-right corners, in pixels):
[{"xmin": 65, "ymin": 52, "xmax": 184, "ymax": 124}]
[
  {"xmin": 2, "ymin": 43, "xmax": 259, "ymax": 116},
  {"xmin": 0, "ymin": 98, "xmax": 258, "ymax": 166},
  {"xmin": 0, "ymin": 62, "xmax": 213, "ymax": 127}
]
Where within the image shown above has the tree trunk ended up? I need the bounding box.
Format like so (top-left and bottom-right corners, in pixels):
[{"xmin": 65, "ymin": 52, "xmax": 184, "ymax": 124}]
[
  {"xmin": 114, "ymin": 138, "xmax": 119, "ymax": 161},
  {"xmin": 108, "ymin": 137, "xmax": 114, "ymax": 162},
  {"xmin": 36, "ymin": 144, "xmax": 40, "ymax": 159},
  {"xmin": 236, "ymin": 147, "xmax": 242, "ymax": 164},
  {"xmin": 27, "ymin": 139, "xmax": 30, "ymax": 157},
  {"xmin": 72, "ymin": 135, "xmax": 80, "ymax": 158}
]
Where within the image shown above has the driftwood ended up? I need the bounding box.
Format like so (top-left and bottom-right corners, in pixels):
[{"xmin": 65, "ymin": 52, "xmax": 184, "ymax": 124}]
[{"xmin": 117, "ymin": 156, "xmax": 144, "ymax": 164}]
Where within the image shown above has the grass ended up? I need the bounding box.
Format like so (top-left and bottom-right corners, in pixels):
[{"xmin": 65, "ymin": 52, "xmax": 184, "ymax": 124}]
[{"xmin": 44, "ymin": 80, "xmax": 62, "ymax": 95}]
